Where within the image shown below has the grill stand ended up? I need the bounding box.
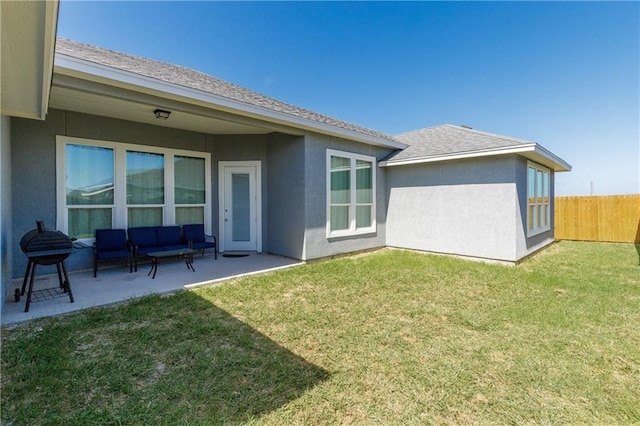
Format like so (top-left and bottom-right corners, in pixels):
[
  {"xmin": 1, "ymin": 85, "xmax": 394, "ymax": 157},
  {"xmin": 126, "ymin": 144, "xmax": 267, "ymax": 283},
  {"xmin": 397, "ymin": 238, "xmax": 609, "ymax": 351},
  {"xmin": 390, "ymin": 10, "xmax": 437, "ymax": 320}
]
[{"xmin": 20, "ymin": 259, "xmax": 74, "ymax": 313}]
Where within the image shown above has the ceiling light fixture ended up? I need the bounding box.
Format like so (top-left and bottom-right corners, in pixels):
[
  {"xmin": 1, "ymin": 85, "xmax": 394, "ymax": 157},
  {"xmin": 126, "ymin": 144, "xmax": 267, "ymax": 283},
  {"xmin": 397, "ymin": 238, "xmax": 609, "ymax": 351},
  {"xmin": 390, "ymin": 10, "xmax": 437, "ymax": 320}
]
[{"xmin": 154, "ymin": 109, "xmax": 171, "ymax": 120}]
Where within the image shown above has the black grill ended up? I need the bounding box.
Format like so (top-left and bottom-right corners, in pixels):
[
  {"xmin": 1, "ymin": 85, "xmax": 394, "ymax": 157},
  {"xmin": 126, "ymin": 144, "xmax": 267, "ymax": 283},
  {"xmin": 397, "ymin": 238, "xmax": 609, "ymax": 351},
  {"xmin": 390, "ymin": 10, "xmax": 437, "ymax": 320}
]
[{"xmin": 18, "ymin": 221, "xmax": 75, "ymax": 312}]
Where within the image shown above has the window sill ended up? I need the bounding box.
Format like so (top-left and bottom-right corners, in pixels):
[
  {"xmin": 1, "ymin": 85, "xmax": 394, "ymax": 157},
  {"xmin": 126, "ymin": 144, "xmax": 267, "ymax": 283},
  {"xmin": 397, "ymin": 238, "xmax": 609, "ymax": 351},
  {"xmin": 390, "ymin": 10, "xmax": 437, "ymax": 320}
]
[
  {"xmin": 327, "ymin": 228, "xmax": 377, "ymax": 240},
  {"xmin": 527, "ymin": 226, "xmax": 551, "ymax": 238}
]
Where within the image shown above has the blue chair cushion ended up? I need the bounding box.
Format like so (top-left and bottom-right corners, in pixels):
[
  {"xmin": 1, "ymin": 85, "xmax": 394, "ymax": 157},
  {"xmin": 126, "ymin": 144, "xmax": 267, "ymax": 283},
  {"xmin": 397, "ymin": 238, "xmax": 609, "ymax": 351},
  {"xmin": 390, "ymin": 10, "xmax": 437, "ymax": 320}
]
[
  {"xmin": 183, "ymin": 224, "xmax": 206, "ymax": 243},
  {"xmin": 95, "ymin": 229, "xmax": 127, "ymax": 251},
  {"xmin": 156, "ymin": 226, "xmax": 183, "ymax": 246},
  {"xmin": 191, "ymin": 241, "xmax": 216, "ymax": 250},
  {"xmin": 96, "ymin": 249, "xmax": 130, "ymax": 260},
  {"xmin": 128, "ymin": 227, "xmax": 157, "ymax": 248}
]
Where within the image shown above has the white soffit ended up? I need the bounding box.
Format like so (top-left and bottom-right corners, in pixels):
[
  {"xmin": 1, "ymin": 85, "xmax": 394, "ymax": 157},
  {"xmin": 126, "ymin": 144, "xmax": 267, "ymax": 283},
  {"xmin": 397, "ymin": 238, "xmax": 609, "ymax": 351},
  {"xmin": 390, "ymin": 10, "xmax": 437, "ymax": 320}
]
[{"xmin": 0, "ymin": 0, "xmax": 58, "ymax": 120}]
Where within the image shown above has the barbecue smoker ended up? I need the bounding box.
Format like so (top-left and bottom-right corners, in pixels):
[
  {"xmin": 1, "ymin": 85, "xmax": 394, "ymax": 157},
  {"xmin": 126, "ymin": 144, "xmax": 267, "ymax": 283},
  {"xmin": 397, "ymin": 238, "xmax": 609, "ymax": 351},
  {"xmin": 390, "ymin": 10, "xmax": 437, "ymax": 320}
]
[{"xmin": 18, "ymin": 221, "xmax": 75, "ymax": 312}]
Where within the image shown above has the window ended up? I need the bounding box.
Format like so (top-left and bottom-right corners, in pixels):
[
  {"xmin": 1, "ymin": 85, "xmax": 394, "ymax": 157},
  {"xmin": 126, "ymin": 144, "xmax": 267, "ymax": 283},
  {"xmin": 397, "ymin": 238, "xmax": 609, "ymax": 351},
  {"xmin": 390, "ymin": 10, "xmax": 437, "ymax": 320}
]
[
  {"xmin": 174, "ymin": 155, "xmax": 206, "ymax": 225},
  {"xmin": 64, "ymin": 144, "xmax": 114, "ymax": 239},
  {"xmin": 327, "ymin": 149, "xmax": 376, "ymax": 237},
  {"xmin": 527, "ymin": 162, "xmax": 551, "ymax": 236},
  {"xmin": 126, "ymin": 151, "xmax": 164, "ymax": 227},
  {"xmin": 57, "ymin": 136, "xmax": 211, "ymax": 242}
]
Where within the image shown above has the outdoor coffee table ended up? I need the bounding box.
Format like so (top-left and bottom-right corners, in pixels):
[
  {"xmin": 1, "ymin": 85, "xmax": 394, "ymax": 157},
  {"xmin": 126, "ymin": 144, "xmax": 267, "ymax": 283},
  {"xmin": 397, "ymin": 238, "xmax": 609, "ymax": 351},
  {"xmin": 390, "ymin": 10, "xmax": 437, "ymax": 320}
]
[{"xmin": 146, "ymin": 248, "xmax": 197, "ymax": 279}]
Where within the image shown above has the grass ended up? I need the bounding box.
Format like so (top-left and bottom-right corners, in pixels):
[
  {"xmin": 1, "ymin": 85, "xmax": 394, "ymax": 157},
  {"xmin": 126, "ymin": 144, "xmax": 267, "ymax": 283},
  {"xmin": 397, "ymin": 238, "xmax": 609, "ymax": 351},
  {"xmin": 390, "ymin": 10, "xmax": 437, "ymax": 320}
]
[{"xmin": 2, "ymin": 241, "xmax": 639, "ymax": 424}]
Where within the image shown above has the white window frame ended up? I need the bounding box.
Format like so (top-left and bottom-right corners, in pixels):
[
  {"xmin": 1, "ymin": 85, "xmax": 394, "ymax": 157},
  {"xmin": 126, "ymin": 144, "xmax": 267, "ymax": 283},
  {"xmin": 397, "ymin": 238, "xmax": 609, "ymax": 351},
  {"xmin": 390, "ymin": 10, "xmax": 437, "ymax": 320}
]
[
  {"xmin": 527, "ymin": 161, "xmax": 551, "ymax": 237},
  {"xmin": 326, "ymin": 149, "xmax": 377, "ymax": 238},
  {"xmin": 56, "ymin": 135, "xmax": 211, "ymax": 243}
]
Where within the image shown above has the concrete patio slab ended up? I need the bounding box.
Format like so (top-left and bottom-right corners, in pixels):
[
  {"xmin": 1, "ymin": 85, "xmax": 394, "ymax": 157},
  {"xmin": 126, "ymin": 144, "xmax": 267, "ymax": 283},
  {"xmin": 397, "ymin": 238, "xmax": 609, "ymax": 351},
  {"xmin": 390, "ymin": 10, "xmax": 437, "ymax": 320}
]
[{"xmin": 1, "ymin": 253, "xmax": 303, "ymax": 326}]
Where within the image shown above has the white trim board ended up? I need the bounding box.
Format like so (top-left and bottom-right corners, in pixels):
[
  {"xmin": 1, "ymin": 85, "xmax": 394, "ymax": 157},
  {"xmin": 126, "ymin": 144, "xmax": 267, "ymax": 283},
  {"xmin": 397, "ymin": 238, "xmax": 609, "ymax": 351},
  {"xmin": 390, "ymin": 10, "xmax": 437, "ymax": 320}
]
[{"xmin": 380, "ymin": 144, "xmax": 571, "ymax": 172}]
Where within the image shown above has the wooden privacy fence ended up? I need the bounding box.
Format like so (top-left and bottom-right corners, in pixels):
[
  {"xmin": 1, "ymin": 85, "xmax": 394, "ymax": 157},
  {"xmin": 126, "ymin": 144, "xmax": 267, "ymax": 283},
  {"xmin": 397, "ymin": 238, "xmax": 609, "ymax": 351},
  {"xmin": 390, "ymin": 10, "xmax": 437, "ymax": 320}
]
[{"xmin": 554, "ymin": 195, "xmax": 640, "ymax": 243}]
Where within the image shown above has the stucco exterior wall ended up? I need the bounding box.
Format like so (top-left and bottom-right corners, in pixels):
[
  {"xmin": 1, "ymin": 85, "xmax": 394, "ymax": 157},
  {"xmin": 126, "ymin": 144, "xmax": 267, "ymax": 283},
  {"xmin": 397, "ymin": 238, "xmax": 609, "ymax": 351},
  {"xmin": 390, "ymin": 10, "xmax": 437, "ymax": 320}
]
[
  {"xmin": 11, "ymin": 109, "xmax": 64, "ymax": 278},
  {"xmin": 266, "ymin": 133, "xmax": 306, "ymax": 259},
  {"xmin": 302, "ymin": 132, "xmax": 394, "ymax": 260},
  {"xmin": 386, "ymin": 156, "xmax": 520, "ymax": 262},
  {"xmin": 1, "ymin": 115, "xmax": 12, "ymax": 304},
  {"xmin": 211, "ymin": 134, "xmax": 269, "ymax": 251}
]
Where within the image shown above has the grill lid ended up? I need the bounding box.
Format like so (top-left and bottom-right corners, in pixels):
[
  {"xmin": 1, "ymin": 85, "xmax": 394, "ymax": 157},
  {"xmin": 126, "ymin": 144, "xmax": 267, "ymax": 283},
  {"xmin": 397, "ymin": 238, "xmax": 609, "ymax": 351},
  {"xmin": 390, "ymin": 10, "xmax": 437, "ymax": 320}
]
[{"xmin": 20, "ymin": 221, "xmax": 73, "ymax": 254}]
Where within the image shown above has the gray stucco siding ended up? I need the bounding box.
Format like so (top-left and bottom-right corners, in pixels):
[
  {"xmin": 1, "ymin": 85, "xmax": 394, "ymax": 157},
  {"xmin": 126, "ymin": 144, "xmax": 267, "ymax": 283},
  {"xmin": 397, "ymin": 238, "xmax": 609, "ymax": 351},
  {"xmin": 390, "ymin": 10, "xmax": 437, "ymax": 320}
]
[
  {"xmin": 1, "ymin": 115, "xmax": 13, "ymax": 304},
  {"xmin": 211, "ymin": 134, "xmax": 269, "ymax": 251},
  {"xmin": 301, "ymin": 132, "xmax": 394, "ymax": 260},
  {"xmin": 65, "ymin": 110, "xmax": 210, "ymax": 151},
  {"xmin": 11, "ymin": 110, "xmax": 66, "ymax": 277},
  {"xmin": 386, "ymin": 156, "xmax": 520, "ymax": 262},
  {"xmin": 265, "ymin": 133, "xmax": 306, "ymax": 259}
]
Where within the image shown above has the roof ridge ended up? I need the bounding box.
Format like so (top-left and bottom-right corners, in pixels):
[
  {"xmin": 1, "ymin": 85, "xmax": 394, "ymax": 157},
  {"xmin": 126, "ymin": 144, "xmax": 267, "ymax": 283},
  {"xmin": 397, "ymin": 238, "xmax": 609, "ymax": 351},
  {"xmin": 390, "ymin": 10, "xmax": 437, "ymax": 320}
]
[
  {"xmin": 394, "ymin": 123, "xmax": 448, "ymax": 137},
  {"xmin": 445, "ymin": 124, "xmax": 536, "ymax": 145}
]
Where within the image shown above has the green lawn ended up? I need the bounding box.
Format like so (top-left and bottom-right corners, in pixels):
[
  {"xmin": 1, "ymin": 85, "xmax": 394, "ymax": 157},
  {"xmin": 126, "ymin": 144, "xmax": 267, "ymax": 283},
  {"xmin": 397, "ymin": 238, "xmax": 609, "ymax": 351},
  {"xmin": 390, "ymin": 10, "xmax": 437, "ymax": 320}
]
[{"xmin": 2, "ymin": 241, "xmax": 639, "ymax": 424}]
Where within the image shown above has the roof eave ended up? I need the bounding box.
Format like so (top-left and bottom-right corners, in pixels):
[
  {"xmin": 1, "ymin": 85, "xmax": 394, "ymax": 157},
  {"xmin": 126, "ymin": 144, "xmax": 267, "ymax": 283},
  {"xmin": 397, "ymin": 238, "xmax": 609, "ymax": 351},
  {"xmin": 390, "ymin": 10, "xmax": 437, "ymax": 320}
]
[
  {"xmin": 0, "ymin": 0, "xmax": 58, "ymax": 120},
  {"xmin": 380, "ymin": 144, "xmax": 572, "ymax": 172},
  {"xmin": 39, "ymin": 2, "xmax": 58, "ymax": 120},
  {"xmin": 53, "ymin": 53, "xmax": 407, "ymax": 150}
]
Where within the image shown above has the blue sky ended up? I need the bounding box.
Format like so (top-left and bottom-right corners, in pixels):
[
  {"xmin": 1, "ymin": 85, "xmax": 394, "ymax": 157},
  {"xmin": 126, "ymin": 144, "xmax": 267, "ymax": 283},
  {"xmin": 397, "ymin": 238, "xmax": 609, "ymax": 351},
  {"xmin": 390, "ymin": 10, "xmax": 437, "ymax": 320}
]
[{"xmin": 57, "ymin": 1, "xmax": 639, "ymax": 196}]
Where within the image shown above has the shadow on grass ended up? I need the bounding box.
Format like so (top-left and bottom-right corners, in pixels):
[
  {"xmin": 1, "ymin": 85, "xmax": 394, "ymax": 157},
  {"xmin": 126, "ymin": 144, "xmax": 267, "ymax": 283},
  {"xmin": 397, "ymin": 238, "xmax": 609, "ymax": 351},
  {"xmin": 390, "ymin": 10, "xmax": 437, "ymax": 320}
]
[{"xmin": 1, "ymin": 291, "xmax": 330, "ymax": 424}]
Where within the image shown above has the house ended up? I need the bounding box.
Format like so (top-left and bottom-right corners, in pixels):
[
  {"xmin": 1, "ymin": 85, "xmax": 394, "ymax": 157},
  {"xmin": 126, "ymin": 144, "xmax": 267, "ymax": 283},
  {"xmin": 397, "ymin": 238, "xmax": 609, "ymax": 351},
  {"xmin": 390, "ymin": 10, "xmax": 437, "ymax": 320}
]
[
  {"xmin": 0, "ymin": 2, "xmax": 570, "ymax": 305},
  {"xmin": 384, "ymin": 125, "xmax": 570, "ymax": 262}
]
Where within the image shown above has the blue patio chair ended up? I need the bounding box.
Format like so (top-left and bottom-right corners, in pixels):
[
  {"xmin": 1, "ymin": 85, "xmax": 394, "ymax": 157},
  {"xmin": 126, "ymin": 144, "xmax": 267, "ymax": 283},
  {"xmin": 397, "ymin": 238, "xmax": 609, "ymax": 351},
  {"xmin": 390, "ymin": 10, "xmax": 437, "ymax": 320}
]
[
  {"xmin": 183, "ymin": 224, "xmax": 217, "ymax": 259},
  {"xmin": 93, "ymin": 229, "xmax": 132, "ymax": 277}
]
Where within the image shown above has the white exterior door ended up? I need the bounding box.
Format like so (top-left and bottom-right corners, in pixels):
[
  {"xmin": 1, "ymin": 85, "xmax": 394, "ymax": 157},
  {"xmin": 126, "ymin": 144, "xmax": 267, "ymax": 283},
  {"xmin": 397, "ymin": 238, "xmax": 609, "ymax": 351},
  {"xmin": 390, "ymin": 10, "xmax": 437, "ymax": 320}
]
[{"xmin": 219, "ymin": 161, "xmax": 261, "ymax": 252}]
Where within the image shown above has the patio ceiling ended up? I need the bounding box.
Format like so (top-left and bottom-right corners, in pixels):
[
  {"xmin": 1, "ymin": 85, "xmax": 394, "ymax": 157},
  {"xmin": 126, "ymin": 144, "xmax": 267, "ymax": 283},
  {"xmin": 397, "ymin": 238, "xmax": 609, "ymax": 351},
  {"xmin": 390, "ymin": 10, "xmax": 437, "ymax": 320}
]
[{"xmin": 49, "ymin": 77, "xmax": 292, "ymax": 136}]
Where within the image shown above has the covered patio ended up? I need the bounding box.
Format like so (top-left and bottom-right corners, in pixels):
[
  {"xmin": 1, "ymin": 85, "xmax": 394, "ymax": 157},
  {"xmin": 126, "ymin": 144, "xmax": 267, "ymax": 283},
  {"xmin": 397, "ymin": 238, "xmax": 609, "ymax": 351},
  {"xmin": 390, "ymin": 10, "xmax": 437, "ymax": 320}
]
[{"xmin": 1, "ymin": 253, "xmax": 303, "ymax": 326}]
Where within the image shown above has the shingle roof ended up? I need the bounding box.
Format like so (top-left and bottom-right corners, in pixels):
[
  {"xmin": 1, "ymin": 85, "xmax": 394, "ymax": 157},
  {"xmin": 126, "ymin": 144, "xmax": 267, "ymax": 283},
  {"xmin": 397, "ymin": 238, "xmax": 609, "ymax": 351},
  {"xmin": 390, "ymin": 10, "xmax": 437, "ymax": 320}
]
[
  {"xmin": 55, "ymin": 38, "xmax": 398, "ymax": 143},
  {"xmin": 385, "ymin": 124, "xmax": 536, "ymax": 163}
]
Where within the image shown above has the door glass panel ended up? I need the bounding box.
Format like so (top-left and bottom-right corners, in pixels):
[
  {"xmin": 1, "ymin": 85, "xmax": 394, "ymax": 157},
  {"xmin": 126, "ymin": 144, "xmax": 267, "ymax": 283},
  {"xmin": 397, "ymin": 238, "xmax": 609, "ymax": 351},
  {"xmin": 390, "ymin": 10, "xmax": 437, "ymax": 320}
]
[{"xmin": 232, "ymin": 173, "xmax": 250, "ymax": 242}]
